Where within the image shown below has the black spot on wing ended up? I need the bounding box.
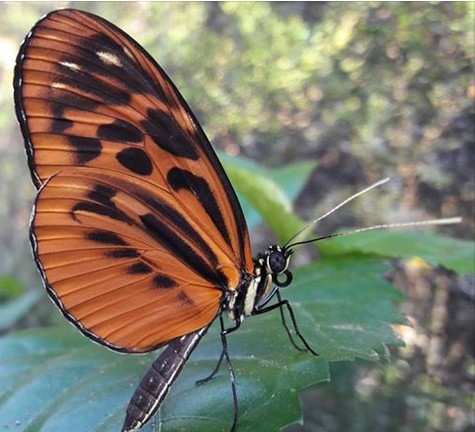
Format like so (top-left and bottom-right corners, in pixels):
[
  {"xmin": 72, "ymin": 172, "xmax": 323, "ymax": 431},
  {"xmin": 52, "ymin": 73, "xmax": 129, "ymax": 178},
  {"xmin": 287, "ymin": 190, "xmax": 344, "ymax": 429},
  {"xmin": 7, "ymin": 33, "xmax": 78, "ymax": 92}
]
[
  {"xmin": 141, "ymin": 108, "xmax": 199, "ymax": 160},
  {"xmin": 48, "ymin": 93, "xmax": 101, "ymax": 163},
  {"xmin": 168, "ymin": 168, "xmax": 231, "ymax": 245},
  {"xmin": 136, "ymin": 191, "xmax": 220, "ymax": 268},
  {"xmin": 87, "ymin": 230, "xmax": 126, "ymax": 245},
  {"xmin": 51, "ymin": 117, "xmax": 73, "ymax": 134},
  {"xmin": 71, "ymin": 184, "xmax": 134, "ymax": 224},
  {"xmin": 72, "ymin": 201, "xmax": 119, "ymax": 222},
  {"xmin": 140, "ymin": 213, "xmax": 224, "ymax": 286},
  {"xmin": 177, "ymin": 291, "xmax": 194, "ymax": 306},
  {"xmin": 153, "ymin": 275, "xmax": 177, "ymax": 290},
  {"xmin": 51, "ymin": 91, "xmax": 100, "ymax": 115},
  {"xmin": 107, "ymin": 248, "xmax": 140, "ymax": 258},
  {"xmin": 88, "ymin": 184, "xmax": 115, "ymax": 204},
  {"xmin": 116, "ymin": 147, "xmax": 153, "ymax": 175},
  {"xmin": 68, "ymin": 136, "xmax": 102, "ymax": 164},
  {"xmin": 87, "ymin": 33, "xmax": 125, "ymax": 57},
  {"xmin": 97, "ymin": 119, "xmax": 142, "ymax": 143},
  {"xmin": 128, "ymin": 262, "xmax": 153, "ymax": 274}
]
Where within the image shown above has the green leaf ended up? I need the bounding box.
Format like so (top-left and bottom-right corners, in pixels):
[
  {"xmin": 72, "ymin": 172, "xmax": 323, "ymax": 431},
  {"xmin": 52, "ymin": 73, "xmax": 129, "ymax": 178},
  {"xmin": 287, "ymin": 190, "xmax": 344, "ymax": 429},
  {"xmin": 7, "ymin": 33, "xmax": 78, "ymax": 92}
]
[
  {"xmin": 221, "ymin": 158, "xmax": 307, "ymax": 243},
  {"xmin": 0, "ymin": 257, "xmax": 402, "ymax": 432},
  {"xmin": 219, "ymin": 153, "xmax": 316, "ymax": 201},
  {"xmin": 268, "ymin": 161, "xmax": 316, "ymax": 199},
  {"xmin": 319, "ymin": 230, "xmax": 474, "ymax": 274}
]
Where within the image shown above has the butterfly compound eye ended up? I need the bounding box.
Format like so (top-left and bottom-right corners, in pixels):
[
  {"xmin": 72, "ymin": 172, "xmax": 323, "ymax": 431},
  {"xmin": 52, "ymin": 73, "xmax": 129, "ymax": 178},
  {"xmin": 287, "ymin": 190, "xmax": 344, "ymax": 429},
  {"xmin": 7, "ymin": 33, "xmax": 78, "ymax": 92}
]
[{"xmin": 267, "ymin": 246, "xmax": 289, "ymax": 274}]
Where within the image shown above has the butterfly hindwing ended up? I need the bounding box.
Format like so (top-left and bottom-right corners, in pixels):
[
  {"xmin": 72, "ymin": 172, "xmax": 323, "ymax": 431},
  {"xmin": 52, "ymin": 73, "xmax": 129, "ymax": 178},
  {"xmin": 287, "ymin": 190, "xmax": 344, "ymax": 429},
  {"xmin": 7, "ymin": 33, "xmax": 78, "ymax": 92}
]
[
  {"xmin": 15, "ymin": 9, "xmax": 254, "ymax": 351},
  {"xmin": 33, "ymin": 168, "xmax": 226, "ymax": 352}
]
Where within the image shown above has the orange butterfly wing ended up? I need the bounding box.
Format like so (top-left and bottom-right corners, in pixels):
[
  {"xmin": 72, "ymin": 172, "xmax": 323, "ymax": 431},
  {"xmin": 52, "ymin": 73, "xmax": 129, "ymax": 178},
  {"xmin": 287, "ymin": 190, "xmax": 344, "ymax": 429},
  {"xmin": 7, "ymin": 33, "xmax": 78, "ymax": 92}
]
[{"xmin": 15, "ymin": 9, "xmax": 253, "ymax": 352}]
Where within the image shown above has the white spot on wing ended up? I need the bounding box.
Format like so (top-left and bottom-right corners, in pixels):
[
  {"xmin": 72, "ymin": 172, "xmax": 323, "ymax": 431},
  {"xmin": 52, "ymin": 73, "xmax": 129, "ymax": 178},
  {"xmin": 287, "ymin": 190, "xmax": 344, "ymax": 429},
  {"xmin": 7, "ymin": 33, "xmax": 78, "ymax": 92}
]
[
  {"xmin": 51, "ymin": 82, "xmax": 67, "ymax": 89},
  {"xmin": 60, "ymin": 61, "xmax": 80, "ymax": 71},
  {"xmin": 123, "ymin": 46, "xmax": 134, "ymax": 59},
  {"xmin": 96, "ymin": 51, "xmax": 122, "ymax": 67}
]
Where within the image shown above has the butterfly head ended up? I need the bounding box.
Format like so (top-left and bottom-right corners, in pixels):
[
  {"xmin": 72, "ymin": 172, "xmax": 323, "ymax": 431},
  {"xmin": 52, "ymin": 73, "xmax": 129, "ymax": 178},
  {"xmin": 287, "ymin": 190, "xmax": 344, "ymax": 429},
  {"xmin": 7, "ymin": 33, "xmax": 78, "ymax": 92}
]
[
  {"xmin": 264, "ymin": 245, "xmax": 293, "ymax": 287},
  {"xmin": 245, "ymin": 244, "xmax": 294, "ymax": 315}
]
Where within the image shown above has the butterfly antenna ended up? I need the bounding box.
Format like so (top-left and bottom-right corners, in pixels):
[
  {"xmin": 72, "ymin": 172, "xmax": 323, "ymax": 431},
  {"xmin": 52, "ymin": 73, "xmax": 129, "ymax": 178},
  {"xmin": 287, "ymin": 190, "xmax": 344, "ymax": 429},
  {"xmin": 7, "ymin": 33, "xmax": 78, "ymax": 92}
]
[
  {"xmin": 286, "ymin": 217, "xmax": 462, "ymax": 249},
  {"xmin": 283, "ymin": 177, "xmax": 391, "ymax": 248}
]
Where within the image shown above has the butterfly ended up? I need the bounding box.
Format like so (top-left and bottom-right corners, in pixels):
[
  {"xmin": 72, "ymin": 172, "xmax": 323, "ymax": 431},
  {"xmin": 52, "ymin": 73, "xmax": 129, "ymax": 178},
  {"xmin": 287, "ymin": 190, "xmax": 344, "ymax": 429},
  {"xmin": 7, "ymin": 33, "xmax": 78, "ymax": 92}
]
[
  {"xmin": 14, "ymin": 7, "xmax": 463, "ymax": 432},
  {"xmin": 14, "ymin": 8, "xmax": 318, "ymax": 431}
]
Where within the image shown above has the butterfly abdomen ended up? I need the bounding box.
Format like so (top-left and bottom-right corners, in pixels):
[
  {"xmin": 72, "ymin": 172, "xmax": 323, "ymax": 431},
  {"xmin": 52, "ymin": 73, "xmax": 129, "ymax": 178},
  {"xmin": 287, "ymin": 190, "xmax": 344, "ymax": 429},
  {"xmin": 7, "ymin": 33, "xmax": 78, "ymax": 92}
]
[{"xmin": 122, "ymin": 326, "xmax": 209, "ymax": 431}]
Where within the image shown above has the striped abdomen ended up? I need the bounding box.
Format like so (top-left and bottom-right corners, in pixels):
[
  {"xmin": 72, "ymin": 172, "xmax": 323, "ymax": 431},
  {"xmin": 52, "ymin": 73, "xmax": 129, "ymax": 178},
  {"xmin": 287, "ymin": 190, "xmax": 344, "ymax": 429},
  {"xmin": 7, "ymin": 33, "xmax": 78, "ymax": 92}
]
[{"xmin": 121, "ymin": 325, "xmax": 209, "ymax": 431}]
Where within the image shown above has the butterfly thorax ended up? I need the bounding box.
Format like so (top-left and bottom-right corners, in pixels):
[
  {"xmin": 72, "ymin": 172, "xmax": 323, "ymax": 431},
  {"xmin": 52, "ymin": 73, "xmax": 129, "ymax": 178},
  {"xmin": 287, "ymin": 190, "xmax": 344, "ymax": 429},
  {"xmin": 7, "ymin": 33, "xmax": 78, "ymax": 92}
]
[{"xmin": 225, "ymin": 245, "xmax": 293, "ymax": 324}]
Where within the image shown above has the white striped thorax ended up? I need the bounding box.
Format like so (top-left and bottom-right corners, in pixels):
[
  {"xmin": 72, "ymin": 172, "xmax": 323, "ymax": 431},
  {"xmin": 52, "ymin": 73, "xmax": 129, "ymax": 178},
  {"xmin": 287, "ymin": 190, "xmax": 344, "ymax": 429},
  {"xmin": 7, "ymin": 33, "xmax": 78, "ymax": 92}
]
[{"xmin": 226, "ymin": 244, "xmax": 294, "ymax": 324}]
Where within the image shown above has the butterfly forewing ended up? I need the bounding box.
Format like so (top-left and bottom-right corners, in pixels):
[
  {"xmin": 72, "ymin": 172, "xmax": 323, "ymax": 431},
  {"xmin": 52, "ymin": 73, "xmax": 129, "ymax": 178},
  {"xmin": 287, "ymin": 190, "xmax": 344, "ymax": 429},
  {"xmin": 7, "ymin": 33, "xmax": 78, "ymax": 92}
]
[{"xmin": 15, "ymin": 9, "xmax": 253, "ymax": 352}]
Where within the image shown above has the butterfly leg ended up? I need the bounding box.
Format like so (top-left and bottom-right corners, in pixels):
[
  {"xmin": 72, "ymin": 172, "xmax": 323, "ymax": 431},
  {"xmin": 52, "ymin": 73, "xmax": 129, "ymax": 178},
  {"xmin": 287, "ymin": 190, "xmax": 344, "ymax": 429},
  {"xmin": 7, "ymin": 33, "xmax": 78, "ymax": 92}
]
[
  {"xmin": 193, "ymin": 315, "xmax": 240, "ymax": 431},
  {"xmin": 275, "ymin": 290, "xmax": 308, "ymax": 353},
  {"xmin": 254, "ymin": 293, "xmax": 319, "ymax": 356},
  {"xmin": 218, "ymin": 314, "xmax": 241, "ymax": 432},
  {"xmin": 195, "ymin": 348, "xmax": 224, "ymax": 385}
]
